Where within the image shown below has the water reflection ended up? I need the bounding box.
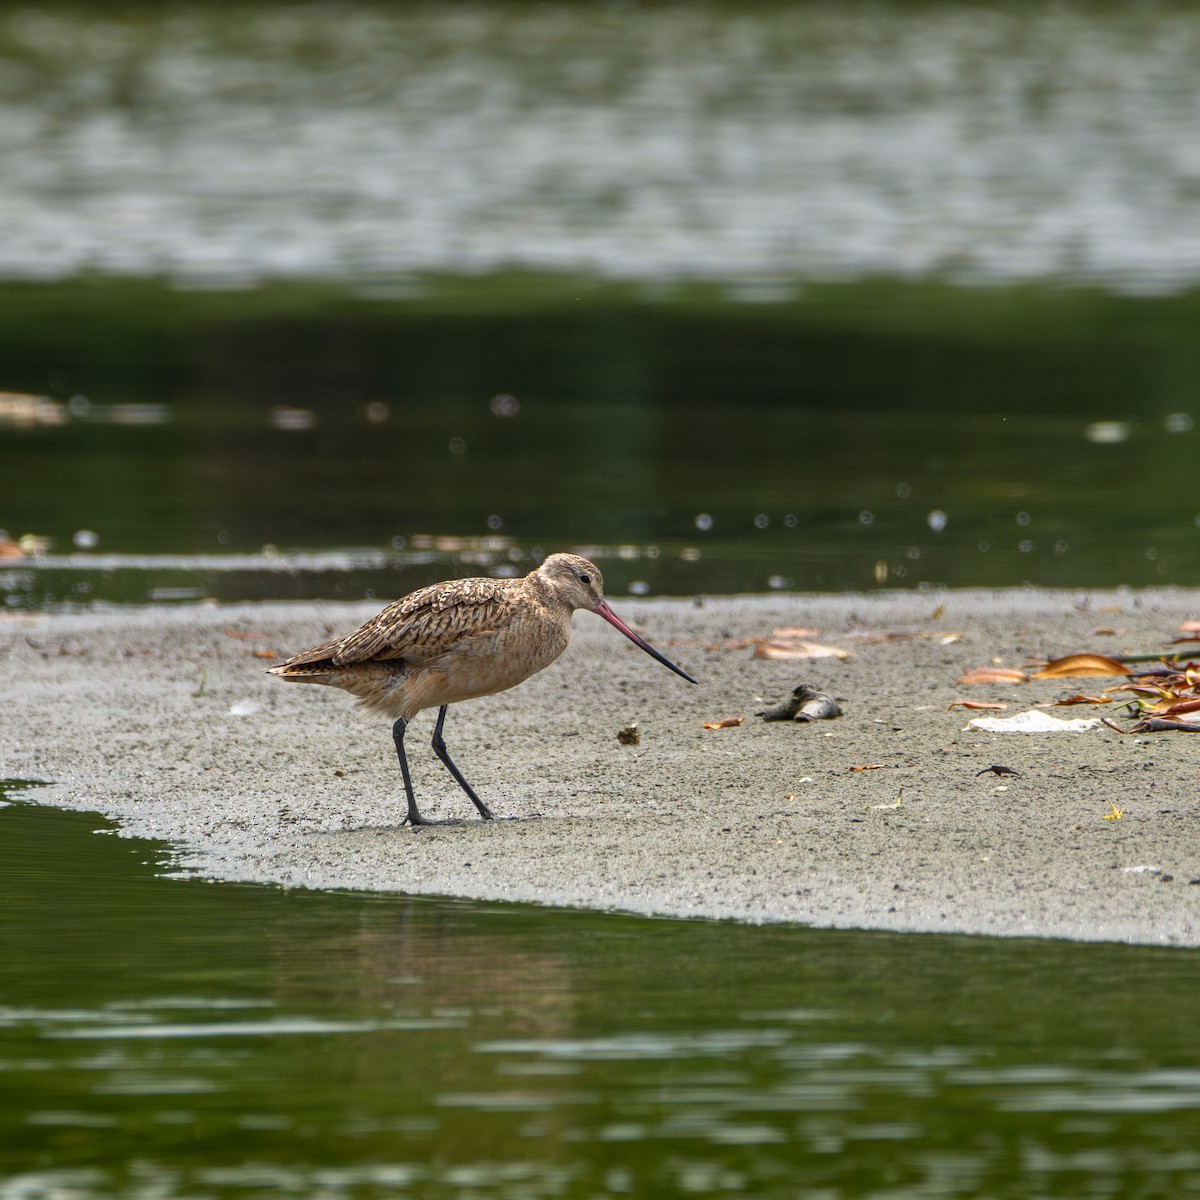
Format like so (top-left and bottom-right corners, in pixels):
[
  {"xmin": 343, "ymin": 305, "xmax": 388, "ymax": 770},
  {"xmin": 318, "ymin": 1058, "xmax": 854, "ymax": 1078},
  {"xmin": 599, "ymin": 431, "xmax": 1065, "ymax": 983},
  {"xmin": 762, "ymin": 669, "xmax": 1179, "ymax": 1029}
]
[
  {"xmin": 3, "ymin": 4, "xmax": 1200, "ymax": 292},
  {"xmin": 2, "ymin": 275, "xmax": 1199, "ymax": 603},
  {"xmin": 4, "ymin": 796, "xmax": 1200, "ymax": 1198}
]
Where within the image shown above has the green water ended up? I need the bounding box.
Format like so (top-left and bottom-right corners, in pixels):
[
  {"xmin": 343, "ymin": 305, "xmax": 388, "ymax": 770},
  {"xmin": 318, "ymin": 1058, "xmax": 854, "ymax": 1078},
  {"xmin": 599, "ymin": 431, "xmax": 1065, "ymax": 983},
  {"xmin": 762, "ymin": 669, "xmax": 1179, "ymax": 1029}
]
[
  {"xmin": 6, "ymin": 5, "xmax": 1200, "ymax": 1194},
  {"xmin": 3, "ymin": 791, "xmax": 1200, "ymax": 1199},
  {"xmin": 3, "ymin": 277, "xmax": 1199, "ymax": 605},
  {"xmin": 3, "ymin": 0, "xmax": 1200, "ymax": 602}
]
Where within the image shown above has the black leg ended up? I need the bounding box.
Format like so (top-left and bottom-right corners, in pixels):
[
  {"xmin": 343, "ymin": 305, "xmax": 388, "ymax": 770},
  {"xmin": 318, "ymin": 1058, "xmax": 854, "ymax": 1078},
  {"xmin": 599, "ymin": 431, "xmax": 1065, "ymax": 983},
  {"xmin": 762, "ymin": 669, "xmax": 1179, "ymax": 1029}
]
[
  {"xmin": 431, "ymin": 705, "xmax": 494, "ymax": 820},
  {"xmin": 392, "ymin": 717, "xmax": 427, "ymax": 826}
]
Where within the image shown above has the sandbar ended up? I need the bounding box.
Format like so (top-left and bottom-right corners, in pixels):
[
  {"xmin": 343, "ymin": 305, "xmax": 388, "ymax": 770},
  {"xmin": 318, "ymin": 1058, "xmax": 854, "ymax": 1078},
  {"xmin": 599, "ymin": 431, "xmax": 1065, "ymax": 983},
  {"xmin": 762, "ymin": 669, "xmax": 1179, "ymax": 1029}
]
[{"xmin": 4, "ymin": 589, "xmax": 1200, "ymax": 946}]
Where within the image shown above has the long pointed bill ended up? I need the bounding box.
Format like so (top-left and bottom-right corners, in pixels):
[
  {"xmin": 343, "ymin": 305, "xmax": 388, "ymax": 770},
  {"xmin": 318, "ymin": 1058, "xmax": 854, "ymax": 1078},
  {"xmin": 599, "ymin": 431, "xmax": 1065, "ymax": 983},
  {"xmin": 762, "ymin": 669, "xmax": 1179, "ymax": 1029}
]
[{"xmin": 593, "ymin": 599, "xmax": 698, "ymax": 684}]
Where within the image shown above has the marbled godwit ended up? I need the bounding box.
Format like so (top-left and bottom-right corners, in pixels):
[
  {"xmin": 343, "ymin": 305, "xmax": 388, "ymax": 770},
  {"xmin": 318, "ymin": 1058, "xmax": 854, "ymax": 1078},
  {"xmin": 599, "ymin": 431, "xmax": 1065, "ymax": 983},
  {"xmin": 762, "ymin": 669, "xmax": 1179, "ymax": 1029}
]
[{"xmin": 268, "ymin": 553, "xmax": 696, "ymax": 825}]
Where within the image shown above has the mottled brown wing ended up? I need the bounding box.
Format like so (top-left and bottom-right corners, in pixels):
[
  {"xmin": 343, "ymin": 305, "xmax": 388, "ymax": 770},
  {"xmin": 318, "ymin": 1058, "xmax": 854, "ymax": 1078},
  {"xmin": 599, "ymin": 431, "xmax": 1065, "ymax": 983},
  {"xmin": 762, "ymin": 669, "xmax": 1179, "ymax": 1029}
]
[{"xmin": 329, "ymin": 576, "xmax": 514, "ymax": 666}]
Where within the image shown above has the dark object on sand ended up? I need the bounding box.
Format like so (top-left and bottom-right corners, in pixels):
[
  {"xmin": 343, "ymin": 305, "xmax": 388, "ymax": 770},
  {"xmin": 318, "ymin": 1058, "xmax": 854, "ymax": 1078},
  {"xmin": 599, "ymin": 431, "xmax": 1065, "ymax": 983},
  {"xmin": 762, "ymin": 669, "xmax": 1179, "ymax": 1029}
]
[
  {"xmin": 758, "ymin": 684, "xmax": 842, "ymax": 723},
  {"xmin": 976, "ymin": 764, "xmax": 1023, "ymax": 778}
]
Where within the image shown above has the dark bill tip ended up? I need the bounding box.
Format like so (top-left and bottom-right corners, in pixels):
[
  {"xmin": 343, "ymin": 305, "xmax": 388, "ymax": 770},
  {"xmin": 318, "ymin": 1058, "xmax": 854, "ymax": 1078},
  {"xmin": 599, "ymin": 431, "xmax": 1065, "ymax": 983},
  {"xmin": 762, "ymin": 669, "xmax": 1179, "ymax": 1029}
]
[{"xmin": 594, "ymin": 600, "xmax": 699, "ymax": 685}]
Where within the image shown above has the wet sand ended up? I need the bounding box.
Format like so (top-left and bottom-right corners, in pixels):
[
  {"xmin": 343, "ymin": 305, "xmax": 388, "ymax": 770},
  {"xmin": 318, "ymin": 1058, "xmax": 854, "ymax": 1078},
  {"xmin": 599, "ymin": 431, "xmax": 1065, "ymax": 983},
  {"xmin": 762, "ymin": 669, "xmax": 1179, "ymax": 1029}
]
[{"xmin": 5, "ymin": 589, "xmax": 1200, "ymax": 946}]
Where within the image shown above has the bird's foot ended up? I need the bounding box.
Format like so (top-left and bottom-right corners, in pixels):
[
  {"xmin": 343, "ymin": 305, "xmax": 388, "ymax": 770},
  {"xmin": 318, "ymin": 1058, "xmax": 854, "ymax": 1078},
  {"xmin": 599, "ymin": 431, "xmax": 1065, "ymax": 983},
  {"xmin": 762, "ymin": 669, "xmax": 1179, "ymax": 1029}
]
[
  {"xmin": 402, "ymin": 814, "xmax": 471, "ymax": 828},
  {"xmin": 402, "ymin": 808, "xmax": 508, "ymax": 827}
]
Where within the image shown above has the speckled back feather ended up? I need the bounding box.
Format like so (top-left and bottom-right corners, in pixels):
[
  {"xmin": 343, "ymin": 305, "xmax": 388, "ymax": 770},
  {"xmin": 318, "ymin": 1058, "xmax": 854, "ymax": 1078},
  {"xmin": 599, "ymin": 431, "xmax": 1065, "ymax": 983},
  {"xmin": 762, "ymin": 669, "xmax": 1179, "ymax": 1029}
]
[{"xmin": 271, "ymin": 576, "xmax": 518, "ymax": 674}]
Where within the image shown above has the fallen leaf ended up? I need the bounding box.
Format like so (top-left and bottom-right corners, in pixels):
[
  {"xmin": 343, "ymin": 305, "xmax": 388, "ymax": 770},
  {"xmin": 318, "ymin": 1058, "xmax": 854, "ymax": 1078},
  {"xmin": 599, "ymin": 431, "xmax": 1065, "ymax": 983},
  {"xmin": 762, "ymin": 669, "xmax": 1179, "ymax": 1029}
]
[
  {"xmin": 850, "ymin": 764, "xmax": 884, "ymax": 772},
  {"xmin": 1180, "ymin": 620, "xmax": 1200, "ymax": 633},
  {"xmin": 754, "ymin": 640, "xmax": 849, "ymax": 661},
  {"xmin": 722, "ymin": 637, "xmax": 764, "ymax": 650},
  {"xmin": 930, "ymin": 603, "xmax": 946, "ymax": 620},
  {"xmin": 1030, "ymin": 653, "xmax": 1129, "ymax": 679},
  {"xmin": 958, "ymin": 667, "xmax": 1028, "ymax": 685},
  {"xmin": 1053, "ymin": 694, "xmax": 1113, "ymax": 706},
  {"xmin": 948, "ymin": 700, "xmax": 1009, "ymax": 711},
  {"xmin": 1103, "ymin": 804, "xmax": 1125, "ymax": 821},
  {"xmin": 1122, "ymin": 682, "xmax": 1176, "ymax": 698},
  {"xmin": 1089, "ymin": 626, "xmax": 1120, "ymax": 636},
  {"xmin": 702, "ymin": 715, "xmax": 744, "ymax": 730},
  {"xmin": 252, "ymin": 648, "xmax": 278, "ymax": 659},
  {"xmin": 853, "ymin": 630, "xmax": 965, "ymax": 644}
]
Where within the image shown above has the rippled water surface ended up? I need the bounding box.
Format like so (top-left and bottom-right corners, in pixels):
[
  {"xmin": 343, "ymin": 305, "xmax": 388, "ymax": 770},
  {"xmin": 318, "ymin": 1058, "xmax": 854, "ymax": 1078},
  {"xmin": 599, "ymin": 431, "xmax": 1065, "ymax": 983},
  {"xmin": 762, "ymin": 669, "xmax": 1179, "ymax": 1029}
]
[
  {"xmin": 3, "ymin": 2, "xmax": 1200, "ymax": 290},
  {"xmin": 3, "ymin": 791, "xmax": 1200, "ymax": 1199},
  {"xmin": 2, "ymin": 1, "xmax": 1200, "ymax": 603},
  {"xmin": 5, "ymin": 7, "xmax": 1200, "ymax": 1196}
]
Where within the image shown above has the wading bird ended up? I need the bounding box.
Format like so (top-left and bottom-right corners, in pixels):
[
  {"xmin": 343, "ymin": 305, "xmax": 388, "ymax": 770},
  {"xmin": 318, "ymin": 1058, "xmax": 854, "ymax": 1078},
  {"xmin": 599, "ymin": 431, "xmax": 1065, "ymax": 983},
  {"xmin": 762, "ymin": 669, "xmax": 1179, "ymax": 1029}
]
[{"xmin": 268, "ymin": 553, "xmax": 696, "ymax": 825}]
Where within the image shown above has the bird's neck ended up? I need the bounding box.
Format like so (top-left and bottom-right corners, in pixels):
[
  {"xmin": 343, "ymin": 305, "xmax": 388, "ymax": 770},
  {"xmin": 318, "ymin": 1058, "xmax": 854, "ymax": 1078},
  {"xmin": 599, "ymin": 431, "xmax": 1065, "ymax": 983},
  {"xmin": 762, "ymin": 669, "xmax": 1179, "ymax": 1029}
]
[{"xmin": 527, "ymin": 571, "xmax": 576, "ymax": 619}]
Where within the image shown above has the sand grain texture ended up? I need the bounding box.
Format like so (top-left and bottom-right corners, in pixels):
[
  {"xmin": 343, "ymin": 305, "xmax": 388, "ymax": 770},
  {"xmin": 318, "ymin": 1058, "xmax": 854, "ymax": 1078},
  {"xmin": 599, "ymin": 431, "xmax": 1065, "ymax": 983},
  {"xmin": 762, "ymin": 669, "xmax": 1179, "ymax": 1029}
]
[{"xmin": 4, "ymin": 590, "xmax": 1200, "ymax": 946}]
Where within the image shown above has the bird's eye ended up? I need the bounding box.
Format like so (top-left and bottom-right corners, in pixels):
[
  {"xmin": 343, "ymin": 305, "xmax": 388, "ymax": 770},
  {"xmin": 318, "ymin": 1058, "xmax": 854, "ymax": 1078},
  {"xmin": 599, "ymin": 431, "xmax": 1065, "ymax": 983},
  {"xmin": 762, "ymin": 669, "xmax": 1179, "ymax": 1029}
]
[{"xmin": 578, "ymin": 573, "xmax": 591, "ymax": 584}]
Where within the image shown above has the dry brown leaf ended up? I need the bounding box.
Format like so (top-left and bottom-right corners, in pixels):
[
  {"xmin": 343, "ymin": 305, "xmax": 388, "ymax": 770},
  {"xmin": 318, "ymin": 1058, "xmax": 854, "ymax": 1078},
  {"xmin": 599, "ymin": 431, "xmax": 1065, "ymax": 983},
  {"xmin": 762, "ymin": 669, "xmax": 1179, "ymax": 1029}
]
[
  {"xmin": 755, "ymin": 640, "xmax": 849, "ymax": 661},
  {"xmin": 947, "ymin": 700, "xmax": 1009, "ymax": 711},
  {"xmin": 722, "ymin": 637, "xmax": 764, "ymax": 650},
  {"xmin": 1053, "ymin": 694, "xmax": 1113, "ymax": 706},
  {"xmin": 850, "ymin": 764, "xmax": 884, "ymax": 772},
  {"xmin": 1089, "ymin": 626, "xmax": 1120, "ymax": 636},
  {"xmin": 852, "ymin": 630, "xmax": 964, "ymax": 644},
  {"xmin": 958, "ymin": 667, "xmax": 1029, "ymax": 685},
  {"xmin": 702, "ymin": 715, "xmax": 745, "ymax": 730},
  {"xmin": 1030, "ymin": 653, "xmax": 1129, "ymax": 679},
  {"xmin": 1105, "ymin": 714, "xmax": 1200, "ymax": 734},
  {"xmin": 252, "ymin": 648, "xmax": 278, "ymax": 659},
  {"xmin": 1151, "ymin": 696, "xmax": 1200, "ymax": 717}
]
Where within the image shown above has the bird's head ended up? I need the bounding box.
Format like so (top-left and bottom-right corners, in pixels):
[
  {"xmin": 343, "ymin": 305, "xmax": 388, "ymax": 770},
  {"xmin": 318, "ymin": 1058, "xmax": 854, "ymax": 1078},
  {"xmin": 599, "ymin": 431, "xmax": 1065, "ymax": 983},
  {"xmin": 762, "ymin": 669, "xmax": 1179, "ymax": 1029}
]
[
  {"xmin": 535, "ymin": 552, "xmax": 697, "ymax": 684},
  {"xmin": 535, "ymin": 552, "xmax": 607, "ymax": 612}
]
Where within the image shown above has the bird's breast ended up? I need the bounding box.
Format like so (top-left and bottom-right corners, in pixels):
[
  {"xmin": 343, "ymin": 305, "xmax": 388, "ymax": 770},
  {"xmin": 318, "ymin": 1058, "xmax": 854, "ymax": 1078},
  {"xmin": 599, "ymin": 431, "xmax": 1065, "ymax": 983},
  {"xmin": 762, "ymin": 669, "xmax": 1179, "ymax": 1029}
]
[{"xmin": 433, "ymin": 612, "xmax": 571, "ymax": 703}]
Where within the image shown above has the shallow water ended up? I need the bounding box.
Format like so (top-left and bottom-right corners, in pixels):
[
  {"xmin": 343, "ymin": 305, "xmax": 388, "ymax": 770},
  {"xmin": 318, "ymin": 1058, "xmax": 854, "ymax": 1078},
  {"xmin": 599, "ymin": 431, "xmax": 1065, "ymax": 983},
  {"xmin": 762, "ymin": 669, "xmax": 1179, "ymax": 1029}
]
[
  {"xmin": 6, "ymin": 8, "xmax": 1200, "ymax": 1195},
  {"xmin": 3, "ymin": 789, "xmax": 1200, "ymax": 1199},
  {"xmin": 3, "ymin": 277, "xmax": 1199, "ymax": 605},
  {"xmin": 3, "ymin": 2, "xmax": 1200, "ymax": 291},
  {"xmin": 3, "ymin": 0, "xmax": 1200, "ymax": 604}
]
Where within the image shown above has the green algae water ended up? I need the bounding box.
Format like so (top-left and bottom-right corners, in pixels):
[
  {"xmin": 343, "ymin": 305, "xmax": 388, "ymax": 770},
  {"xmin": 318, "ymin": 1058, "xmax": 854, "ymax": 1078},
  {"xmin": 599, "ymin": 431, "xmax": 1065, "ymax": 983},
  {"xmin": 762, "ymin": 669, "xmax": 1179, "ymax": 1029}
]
[
  {"xmin": 4, "ymin": 0, "xmax": 1200, "ymax": 605},
  {"xmin": 3, "ymin": 276, "xmax": 1200, "ymax": 607},
  {"xmin": 3, "ymin": 789, "xmax": 1200, "ymax": 1199}
]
